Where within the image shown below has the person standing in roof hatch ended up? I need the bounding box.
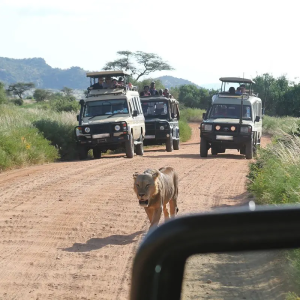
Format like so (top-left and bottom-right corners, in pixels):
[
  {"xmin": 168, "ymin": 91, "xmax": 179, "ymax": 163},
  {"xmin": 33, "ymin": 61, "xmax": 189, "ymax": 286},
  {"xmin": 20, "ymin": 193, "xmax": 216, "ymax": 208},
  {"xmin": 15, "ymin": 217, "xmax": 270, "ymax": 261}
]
[{"xmin": 149, "ymin": 81, "xmax": 159, "ymax": 95}]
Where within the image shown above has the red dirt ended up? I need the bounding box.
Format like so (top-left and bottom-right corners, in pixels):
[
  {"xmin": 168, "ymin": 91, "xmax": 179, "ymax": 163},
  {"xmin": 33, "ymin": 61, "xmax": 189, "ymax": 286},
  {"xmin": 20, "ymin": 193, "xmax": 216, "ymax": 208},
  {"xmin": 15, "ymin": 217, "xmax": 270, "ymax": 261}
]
[{"xmin": 0, "ymin": 124, "xmax": 271, "ymax": 299}]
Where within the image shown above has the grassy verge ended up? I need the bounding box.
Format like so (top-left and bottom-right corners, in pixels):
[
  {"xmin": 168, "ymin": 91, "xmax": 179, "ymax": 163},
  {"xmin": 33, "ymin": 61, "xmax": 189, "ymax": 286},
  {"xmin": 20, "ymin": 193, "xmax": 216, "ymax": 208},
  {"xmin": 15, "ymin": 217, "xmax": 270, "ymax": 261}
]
[
  {"xmin": 0, "ymin": 104, "xmax": 78, "ymax": 172},
  {"xmin": 248, "ymin": 115, "xmax": 300, "ymax": 298},
  {"xmin": 180, "ymin": 108, "xmax": 205, "ymax": 123}
]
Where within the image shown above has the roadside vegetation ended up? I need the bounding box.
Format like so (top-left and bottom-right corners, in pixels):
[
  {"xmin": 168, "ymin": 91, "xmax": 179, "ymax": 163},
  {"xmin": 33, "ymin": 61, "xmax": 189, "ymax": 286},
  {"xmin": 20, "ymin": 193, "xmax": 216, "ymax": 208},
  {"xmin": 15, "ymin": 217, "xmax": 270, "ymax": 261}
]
[{"xmin": 247, "ymin": 115, "xmax": 300, "ymax": 299}]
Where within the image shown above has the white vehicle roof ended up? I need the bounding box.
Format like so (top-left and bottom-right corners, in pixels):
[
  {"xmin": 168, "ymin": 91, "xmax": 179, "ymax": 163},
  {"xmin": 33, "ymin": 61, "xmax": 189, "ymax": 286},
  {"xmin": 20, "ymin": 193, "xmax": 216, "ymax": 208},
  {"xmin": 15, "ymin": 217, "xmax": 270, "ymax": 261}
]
[
  {"xmin": 86, "ymin": 70, "xmax": 131, "ymax": 78},
  {"xmin": 219, "ymin": 77, "xmax": 255, "ymax": 84}
]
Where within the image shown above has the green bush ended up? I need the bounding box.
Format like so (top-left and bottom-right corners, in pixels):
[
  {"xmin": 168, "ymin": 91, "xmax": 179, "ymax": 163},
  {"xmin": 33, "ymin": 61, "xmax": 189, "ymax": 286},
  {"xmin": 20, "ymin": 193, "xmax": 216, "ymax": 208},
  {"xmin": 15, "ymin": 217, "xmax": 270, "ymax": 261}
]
[
  {"xmin": 179, "ymin": 120, "xmax": 192, "ymax": 142},
  {"xmin": 0, "ymin": 105, "xmax": 78, "ymax": 172},
  {"xmin": 33, "ymin": 119, "xmax": 78, "ymax": 160},
  {"xmin": 180, "ymin": 108, "xmax": 205, "ymax": 122},
  {"xmin": 248, "ymin": 116, "xmax": 300, "ymax": 295},
  {"xmin": 12, "ymin": 98, "xmax": 24, "ymax": 106},
  {"xmin": 0, "ymin": 125, "xmax": 59, "ymax": 172},
  {"xmin": 50, "ymin": 98, "xmax": 80, "ymax": 112}
]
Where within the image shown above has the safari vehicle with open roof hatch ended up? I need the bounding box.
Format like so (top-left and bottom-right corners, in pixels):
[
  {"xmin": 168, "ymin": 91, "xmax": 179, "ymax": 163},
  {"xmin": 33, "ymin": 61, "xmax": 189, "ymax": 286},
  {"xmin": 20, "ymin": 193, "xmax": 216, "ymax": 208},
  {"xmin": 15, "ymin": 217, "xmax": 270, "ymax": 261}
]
[
  {"xmin": 200, "ymin": 77, "xmax": 262, "ymax": 159},
  {"xmin": 74, "ymin": 70, "xmax": 145, "ymax": 159},
  {"xmin": 140, "ymin": 95, "xmax": 180, "ymax": 152}
]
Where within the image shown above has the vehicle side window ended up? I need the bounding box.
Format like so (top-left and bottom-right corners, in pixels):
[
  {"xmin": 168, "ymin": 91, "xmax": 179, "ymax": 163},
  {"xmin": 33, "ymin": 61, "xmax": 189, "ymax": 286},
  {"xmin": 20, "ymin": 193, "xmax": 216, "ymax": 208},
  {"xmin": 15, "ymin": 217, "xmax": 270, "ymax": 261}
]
[
  {"xmin": 136, "ymin": 97, "xmax": 143, "ymax": 115},
  {"xmin": 128, "ymin": 102, "xmax": 133, "ymax": 114},
  {"xmin": 131, "ymin": 97, "xmax": 138, "ymax": 112}
]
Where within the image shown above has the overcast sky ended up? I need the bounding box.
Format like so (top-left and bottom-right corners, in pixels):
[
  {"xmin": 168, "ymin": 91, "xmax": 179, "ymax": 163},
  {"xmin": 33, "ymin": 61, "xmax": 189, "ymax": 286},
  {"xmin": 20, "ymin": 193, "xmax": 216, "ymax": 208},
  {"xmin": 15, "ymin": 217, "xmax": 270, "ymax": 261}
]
[{"xmin": 1, "ymin": 0, "xmax": 299, "ymax": 86}]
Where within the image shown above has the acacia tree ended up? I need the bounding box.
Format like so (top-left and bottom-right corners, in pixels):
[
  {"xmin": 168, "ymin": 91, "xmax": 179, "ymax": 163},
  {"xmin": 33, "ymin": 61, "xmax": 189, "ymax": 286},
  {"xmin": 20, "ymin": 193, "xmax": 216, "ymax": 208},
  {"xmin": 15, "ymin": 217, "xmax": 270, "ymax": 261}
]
[
  {"xmin": 7, "ymin": 82, "xmax": 35, "ymax": 99},
  {"xmin": 103, "ymin": 51, "xmax": 174, "ymax": 81},
  {"xmin": 33, "ymin": 89, "xmax": 52, "ymax": 102}
]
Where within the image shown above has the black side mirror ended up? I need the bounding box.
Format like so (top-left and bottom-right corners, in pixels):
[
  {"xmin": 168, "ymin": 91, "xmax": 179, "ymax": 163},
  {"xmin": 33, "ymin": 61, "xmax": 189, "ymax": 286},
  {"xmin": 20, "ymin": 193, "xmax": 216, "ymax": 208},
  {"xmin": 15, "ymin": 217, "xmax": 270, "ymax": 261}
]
[
  {"xmin": 132, "ymin": 110, "xmax": 138, "ymax": 117},
  {"xmin": 130, "ymin": 205, "xmax": 300, "ymax": 300},
  {"xmin": 171, "ymin": 113, "xmax": 175, "ymax": 119},
  {"xmin": 255, "ymin": 116, "xmax": 260, "ymax": 122},
  {"xmin": 76, "ymin": 115, "xmax": 79, "ymax": 121},
  {"xmin": 202, "ymin": 113, "xmax": 206, "ymax": 120},
  {"xmin": 79, "ymin": 99, "xmax": 85, "ymax": 106}
]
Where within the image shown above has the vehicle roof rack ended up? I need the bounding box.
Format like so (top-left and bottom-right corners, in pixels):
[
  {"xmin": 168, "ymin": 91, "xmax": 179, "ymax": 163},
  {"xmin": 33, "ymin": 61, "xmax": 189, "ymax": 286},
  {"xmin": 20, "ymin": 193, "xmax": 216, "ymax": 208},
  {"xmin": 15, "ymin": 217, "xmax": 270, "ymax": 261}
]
[
  {"xmin": 219, "ymin": 77, "xmax": 255, "ymax": 84},
  {"xmin": 86, "ymin": 70, "xmax": 131, "ymax": 78}
]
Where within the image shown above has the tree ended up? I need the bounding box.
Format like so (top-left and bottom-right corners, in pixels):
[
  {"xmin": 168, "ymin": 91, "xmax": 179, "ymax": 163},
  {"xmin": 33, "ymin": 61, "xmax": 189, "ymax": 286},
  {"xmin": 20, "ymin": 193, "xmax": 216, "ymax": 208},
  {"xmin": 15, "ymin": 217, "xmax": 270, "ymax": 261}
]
[
  {"xmin": 33, "ymin": 89, "xmax": 52, "ymax": 102},
  {"xmin": 7, "ymin": 82, "xmax": 35, "ymax": 99},
  {"xmin": 0, "ymin": 82, "xmax": 8, "ymax": 104},
  {"xmin": 103, "ymin": 51, "xmax": 174, "ymax": 81},
  {"xmin": 61, "ymin": 87, "xmax": 73, "ymax": 97}
]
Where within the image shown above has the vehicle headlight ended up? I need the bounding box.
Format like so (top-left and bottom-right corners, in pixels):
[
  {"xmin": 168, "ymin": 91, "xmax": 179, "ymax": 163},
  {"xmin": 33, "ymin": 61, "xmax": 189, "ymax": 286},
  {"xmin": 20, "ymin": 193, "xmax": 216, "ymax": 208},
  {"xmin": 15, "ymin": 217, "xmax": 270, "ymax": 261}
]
[
  {"xmin": 215, "ymin": 125, "xmax": 221, "ymax": 131},
  {"xmin": 231, "ymin": 126, "xmax": 236, "ymax": 132},
  {"xmin": 240, "ymin": 126, "xmax": 252, "ymax": 133},
  {"xmin": 76, "ymin": 127, "xmax": 82, "ymax": 136},
  {"xmin": 115, "ymin": 125, "xmax": 121, "ymax": 131},
  {"xmin": 201, "ymin": 124, "xmax": 212, "ymax": 131},
  {"xmin": 84, "ymin": 127, "xmax": 91, "ymax": 133},
  {"xmin": 160, "ymin": 126, "xmax": 165, "ymax": 130}
]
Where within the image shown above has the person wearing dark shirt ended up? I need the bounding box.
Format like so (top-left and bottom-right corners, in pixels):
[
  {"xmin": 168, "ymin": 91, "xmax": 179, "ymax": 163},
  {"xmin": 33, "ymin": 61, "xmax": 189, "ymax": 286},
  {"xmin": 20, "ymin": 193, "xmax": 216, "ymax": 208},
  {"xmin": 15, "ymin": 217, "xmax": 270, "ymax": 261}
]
[
  {"xmin": 90, "ymin": 77, "xmax": 104, "ymax": 89},
  {"xmin": 149, "ymin": 81, "xmax": 159, "ymax": 95}
]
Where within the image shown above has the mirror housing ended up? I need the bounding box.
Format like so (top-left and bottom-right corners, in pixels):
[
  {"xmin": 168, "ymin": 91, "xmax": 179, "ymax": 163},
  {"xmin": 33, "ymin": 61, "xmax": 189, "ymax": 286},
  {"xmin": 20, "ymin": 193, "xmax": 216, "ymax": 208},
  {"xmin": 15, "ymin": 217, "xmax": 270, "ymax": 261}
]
[
  {"xmin": 171, "ymin": 113, "xmax": 175, "ymax": 119},
  {"xmin": 130, "ymin": 205, "xmax": 300, "ymax": 300},
  {"xmin": 202, "ymin": 113, "xmax": 206, "ymax": 120},
  {"xmin": 76, "ymin": 115, "xmax": 79, "ymax": 121},
  {"xmin": 79, "ymin": 99, "xmax": 85, "ymax": 106},
  {"xmin": 255, "ymin": 115, "xmax": 260, "ymax": 122},
  {"xmin": 132, "ymin": 110, "xmax": 138, "ymax": 117}
]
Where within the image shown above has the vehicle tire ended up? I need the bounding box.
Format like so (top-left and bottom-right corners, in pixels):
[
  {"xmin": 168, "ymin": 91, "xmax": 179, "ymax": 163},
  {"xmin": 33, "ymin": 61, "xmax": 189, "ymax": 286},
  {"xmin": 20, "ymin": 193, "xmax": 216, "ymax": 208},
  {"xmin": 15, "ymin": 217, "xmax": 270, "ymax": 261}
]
[
  {"xmin": 200, "ymin": 138, "xmax": 208, "ymax": 157},
  {"xmin": 173, "ymin": 139, "xmax": 180, "ymax": 150},
  {"xmin": 93, "ymin": 148, "xmax": 101, "ymax": 159},
  {"xmin": 245, "ymin": 135, "xmax": 253, "ymax": 159},
  {"xmin": 125, "ymin": 133, "xmax": 134, "ymax": 158},
  {"xmin": 211, "ymin": 146, "xmax": 218, "ymax": 155},
  {"xmin": 78, "ymin": 146, "xmax": 88, "ymax": 160},
  {"xmin": 135, "ymin": 135, "xmax": 144, "ymax": 156},
  {"xmin": 166, "ymin": 135, "xmax": 173, "ymax": 152}
]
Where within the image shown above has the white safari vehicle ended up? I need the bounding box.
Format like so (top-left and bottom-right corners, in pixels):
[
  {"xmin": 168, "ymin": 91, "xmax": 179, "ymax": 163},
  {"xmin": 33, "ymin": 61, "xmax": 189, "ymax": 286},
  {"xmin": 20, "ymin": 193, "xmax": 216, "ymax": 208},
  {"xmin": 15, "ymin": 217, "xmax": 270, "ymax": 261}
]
[
  {"xmin": 75, "ymin": 70, "xmax": 145, "ymax": 159},
  {"xmin": 200, "ymin": 77, "xmax": 262, "ymax": 159}
]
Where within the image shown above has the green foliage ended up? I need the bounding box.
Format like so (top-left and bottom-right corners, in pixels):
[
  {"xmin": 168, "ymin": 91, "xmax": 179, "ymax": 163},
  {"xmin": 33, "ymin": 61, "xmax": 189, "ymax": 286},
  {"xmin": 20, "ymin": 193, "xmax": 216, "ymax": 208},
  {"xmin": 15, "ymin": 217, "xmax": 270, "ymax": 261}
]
[
  {"xmin": 0, "ymin": 105, "xmax": 79, "ymax": 171},
  {"xmin": 33, "ymin": 119, "xmax": 78, "ymax": 160},
  {"xmin": 7, "ymin": 82, "xmax": 35, "ymax": 99},
  {"xmin": 0, "ymin": 82, "xmax": 8, "ymax": 104},
  {"xmin": 252, "ymin": 73, "xmax": 300, "ymax": 116},
  {"xmin": 61, "ymin": 87, "xmax": 73, "ymax": 97},
  {"xmin": 178, "ymin": 84, "xmax": 217, "ymax": 109},
  {"xmin": 12, "ymin": 98, "xmax": 24, "ymax": 106},
  {"xmin": 50, "ymin": 97, "xmax": 80, "ymax": 113},
  {"xmin": 103, "ymin": 51, "xmax": 174, "ymax": 81},
  {"xmin": 180, "ymin": 108, "xmax": 205, "ymax": 122},
  {"xmin": 179, "ymin": 120, "xmax": 191, "ymax": 142},
  {"xmin": 33, "ymin": 89, "xmax": 52, "ymax": 102},
  {"xmin": 131, "ymin": 77, "xmax": 165, "ymax": 93}
]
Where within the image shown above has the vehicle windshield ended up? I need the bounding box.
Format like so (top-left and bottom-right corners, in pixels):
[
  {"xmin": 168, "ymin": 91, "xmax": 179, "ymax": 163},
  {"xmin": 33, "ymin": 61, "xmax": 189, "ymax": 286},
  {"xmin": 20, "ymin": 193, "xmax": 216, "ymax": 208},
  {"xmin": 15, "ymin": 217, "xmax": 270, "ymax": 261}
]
[
  {"xmin": 83, "ymin": 99, "xmax": 129, "ymax": 118},
  {"xmin": 208, "ymin": 104, "xmax": 252, "ymax": 120},
  {"xmin": 141, "ymin": 101, "xmax": 169, "ymax": 119}
]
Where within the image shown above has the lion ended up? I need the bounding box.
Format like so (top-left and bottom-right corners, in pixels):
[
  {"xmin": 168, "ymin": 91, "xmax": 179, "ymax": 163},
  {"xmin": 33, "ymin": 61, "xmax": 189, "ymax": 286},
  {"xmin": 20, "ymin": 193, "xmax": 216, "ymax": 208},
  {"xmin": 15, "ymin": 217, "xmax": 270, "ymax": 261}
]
[{"xmin": 133, "ymin": 167, "xmax": 179, "ymax": 229}]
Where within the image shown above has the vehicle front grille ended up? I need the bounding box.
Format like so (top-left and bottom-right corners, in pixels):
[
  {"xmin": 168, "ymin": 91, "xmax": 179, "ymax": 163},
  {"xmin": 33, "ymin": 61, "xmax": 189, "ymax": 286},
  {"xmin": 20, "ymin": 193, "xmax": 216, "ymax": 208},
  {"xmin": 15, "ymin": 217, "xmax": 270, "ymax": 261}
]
[
  {"xmin": 145, "ymin": 122, "xmax": 156, "ymax": 135},
  {"xmin": 90, "ymin": 124, "xmax": 111, "ymax": 134}
]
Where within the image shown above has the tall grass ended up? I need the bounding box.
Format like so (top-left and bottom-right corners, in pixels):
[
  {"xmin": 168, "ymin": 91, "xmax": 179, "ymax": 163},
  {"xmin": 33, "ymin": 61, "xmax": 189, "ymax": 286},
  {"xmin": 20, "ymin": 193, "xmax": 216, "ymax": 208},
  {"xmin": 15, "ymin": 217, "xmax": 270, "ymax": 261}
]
[
  {"xmin": 180, "ymin": 108, "xmax": 205, "ymax": 122},
  {"xmin": 248, "ymin": 115, "xmax": 300, "ymax": 298},
  {"xmin": 0, "ymin": 105, "xmax": 78, "ymax": 172}
]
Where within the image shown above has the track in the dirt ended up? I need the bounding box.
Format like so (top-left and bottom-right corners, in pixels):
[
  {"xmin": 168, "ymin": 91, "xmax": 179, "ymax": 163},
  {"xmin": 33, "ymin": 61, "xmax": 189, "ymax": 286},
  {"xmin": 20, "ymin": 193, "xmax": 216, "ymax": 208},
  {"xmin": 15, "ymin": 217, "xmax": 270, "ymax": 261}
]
[{"xmin": 0, "ymin": 124, "xmax": 270, "ymax": 299}]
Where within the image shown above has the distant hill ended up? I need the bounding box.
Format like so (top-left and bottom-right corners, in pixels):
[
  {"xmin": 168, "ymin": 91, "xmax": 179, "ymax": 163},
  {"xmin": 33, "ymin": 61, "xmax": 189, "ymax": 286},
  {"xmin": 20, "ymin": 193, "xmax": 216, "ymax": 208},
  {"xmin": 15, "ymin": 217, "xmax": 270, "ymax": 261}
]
[
  {"xmin": 0, "ymin": 57, "xmax": 220, "ymax": 92},
  {"xmin": 157, "ymin": 75, "xmax": 220, "ymax": 90},
  {"xmin": 0, "ymin": 57, "xmax": 89, "ymax": 90},
  {"xmin": 156, "ymin": 75, "xmax": 200, "ymax": 89}
]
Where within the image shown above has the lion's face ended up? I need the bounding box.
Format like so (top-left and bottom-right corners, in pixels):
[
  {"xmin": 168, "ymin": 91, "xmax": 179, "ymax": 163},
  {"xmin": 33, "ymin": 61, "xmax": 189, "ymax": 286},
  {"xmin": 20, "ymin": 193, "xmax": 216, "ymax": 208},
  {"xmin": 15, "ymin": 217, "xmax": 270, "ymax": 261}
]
[{"xmin": 133, "ymin": 170, "xmax": 159, "ymax": 207}]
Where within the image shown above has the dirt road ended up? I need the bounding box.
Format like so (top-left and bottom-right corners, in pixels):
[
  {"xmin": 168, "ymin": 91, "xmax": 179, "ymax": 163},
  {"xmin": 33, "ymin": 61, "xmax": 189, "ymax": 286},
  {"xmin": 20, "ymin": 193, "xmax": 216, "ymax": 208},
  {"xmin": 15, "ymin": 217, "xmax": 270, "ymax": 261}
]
[{"xmin": 0, "ymin": 124, "xmax": 272, "ymax": 299}]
